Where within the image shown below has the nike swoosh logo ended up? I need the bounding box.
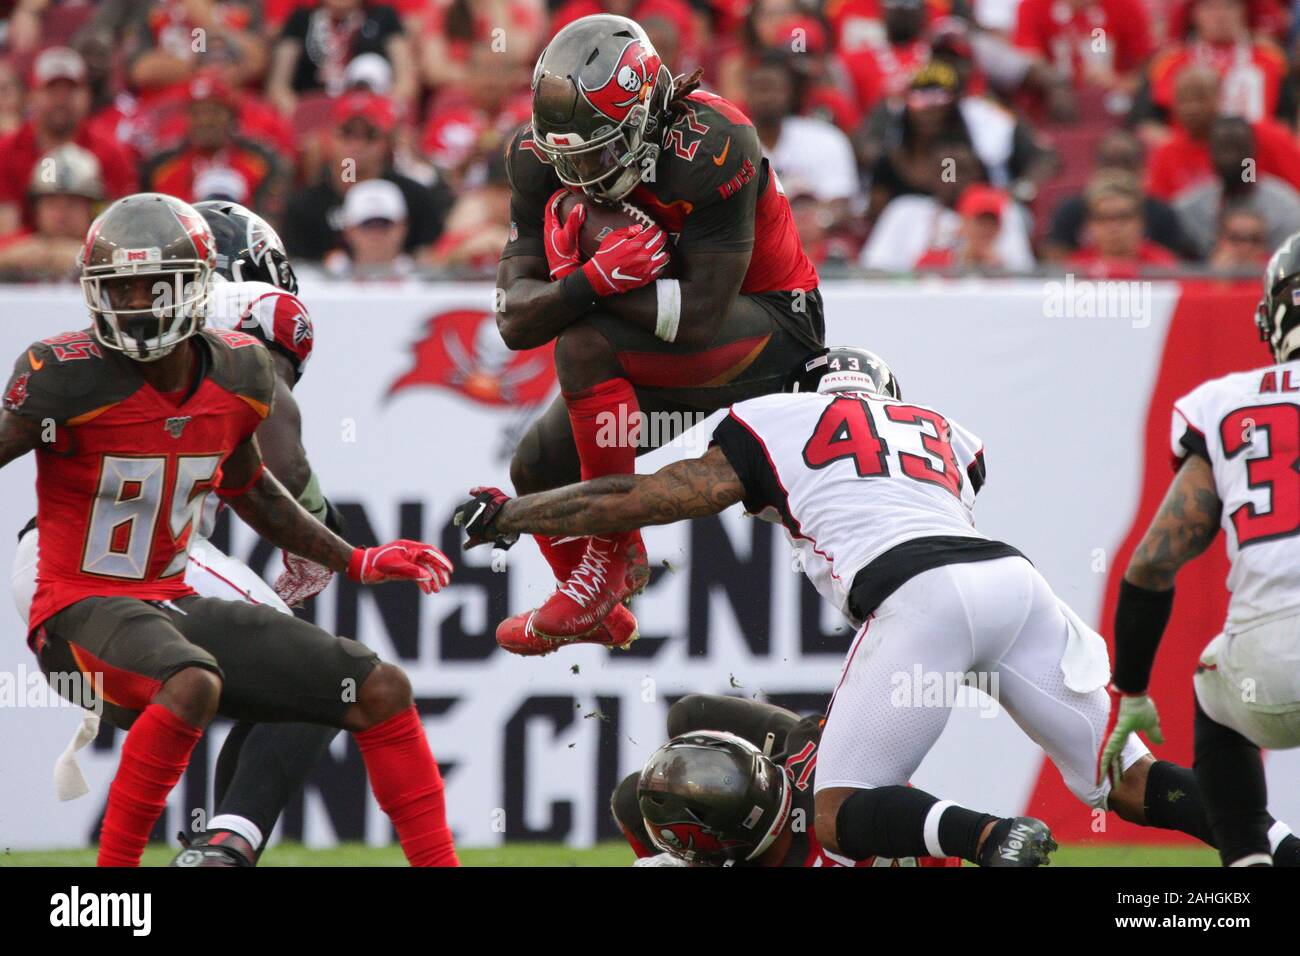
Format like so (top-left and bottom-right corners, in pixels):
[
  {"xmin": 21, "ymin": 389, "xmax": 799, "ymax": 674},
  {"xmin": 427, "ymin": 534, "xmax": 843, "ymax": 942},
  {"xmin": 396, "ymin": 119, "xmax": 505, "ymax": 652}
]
[
  {"xmin": 611, "ymin": 267, "xmax": 638, "ymax": 282},
  {"xmin": 712, "ymin": 138, "xmax": 731, "ymax": 166},
  {"xmin": 27, "ymin": 350, "xmax": 44, "ymax": 370}
]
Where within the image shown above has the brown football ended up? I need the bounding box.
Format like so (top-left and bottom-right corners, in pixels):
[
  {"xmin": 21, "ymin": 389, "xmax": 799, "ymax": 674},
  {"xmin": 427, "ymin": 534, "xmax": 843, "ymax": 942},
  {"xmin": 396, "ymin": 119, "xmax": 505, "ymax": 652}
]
[{"xmin": 555, "ymin": 191, "xmax": 676, "ymax": 275}]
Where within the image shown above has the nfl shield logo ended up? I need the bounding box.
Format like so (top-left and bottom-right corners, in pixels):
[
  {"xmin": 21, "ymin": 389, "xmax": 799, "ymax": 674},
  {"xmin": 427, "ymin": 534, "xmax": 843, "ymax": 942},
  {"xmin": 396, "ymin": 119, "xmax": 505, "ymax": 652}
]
[{"xmin": 165, "ymin": 416, "xmax": 192, "ymax": 438}]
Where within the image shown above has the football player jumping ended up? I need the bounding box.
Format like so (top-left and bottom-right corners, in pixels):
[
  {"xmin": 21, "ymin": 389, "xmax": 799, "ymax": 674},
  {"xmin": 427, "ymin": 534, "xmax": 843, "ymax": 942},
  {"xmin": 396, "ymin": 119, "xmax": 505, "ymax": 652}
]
[
  {"xmin": 495, "ymin": 14, "xmax": 824, "ymax": 656},
  {"xmin": 1103, "ymin": 234, "xmax": 1300, "ymax": 866},
  {"xmin": 457, "ymin": 346, "xmax": 1300, "ymax": 866},
  {"xmin": 612, "ymin": 694, "xmax": 961, "ymax": 867},
  {"xmin": 1, "ymin": 193, "xmax": 458, "ymax": 867}
]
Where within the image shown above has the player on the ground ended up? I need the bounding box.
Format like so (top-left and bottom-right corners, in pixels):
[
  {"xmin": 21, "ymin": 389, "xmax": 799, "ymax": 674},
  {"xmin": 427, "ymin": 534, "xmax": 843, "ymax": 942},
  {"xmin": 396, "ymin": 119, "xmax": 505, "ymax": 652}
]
[
  {"xmin": 456, "ymin": 346, "xmax": 1300, "ymax": 866},
  {"xmin": 612, "ymin": 694, "xmax": 961, "ymax": 867},
  {"xmin": 495, "ymin": 13, "xmax": 824, "ymax": 656},
  {"xmin": 1102, "ymin": 234, "xmax": 1300, "ymax": 867},
  {"xmin": 2, "ymin": 192, "xmax": 457, "ymax": 867}
]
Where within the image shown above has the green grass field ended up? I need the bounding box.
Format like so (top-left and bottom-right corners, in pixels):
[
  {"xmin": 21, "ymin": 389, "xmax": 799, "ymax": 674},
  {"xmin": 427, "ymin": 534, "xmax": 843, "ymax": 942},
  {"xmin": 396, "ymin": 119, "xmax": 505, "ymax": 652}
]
[{"xmin": 0, "ymin": 841, "xmax": 1219, "ymax": 867}]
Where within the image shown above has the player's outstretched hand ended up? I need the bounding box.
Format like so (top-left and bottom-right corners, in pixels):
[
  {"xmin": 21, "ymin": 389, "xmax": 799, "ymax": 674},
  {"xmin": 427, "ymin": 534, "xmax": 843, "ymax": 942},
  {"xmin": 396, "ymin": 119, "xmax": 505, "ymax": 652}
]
[
  {"xmin": 544, "ymin": 188, "xmax": 585, "ymax": 280},
  {"xmin": 1100, "ymin": 689, "xmax": 1164, "ymax": 788},
  {"xmin": 274, "ymin": 551, "xmax": 335, "ymax": 607},
  {"xmin": 452, "ymin": 486, "xmax": 517, "ymax": 550},
  {"xmin": 582, "ymin": 222, "xmax": 669, "ymax": 297},
  {"xmin": 347, "ymin": 540, "xmax": 453, "ymax": 594}
]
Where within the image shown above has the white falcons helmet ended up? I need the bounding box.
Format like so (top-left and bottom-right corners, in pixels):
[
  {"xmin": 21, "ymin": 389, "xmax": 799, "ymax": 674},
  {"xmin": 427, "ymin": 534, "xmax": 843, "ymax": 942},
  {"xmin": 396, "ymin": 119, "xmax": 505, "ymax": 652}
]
[{"xmin": 79, "ymin": 193, "xmax": 216, "ymax": 362}]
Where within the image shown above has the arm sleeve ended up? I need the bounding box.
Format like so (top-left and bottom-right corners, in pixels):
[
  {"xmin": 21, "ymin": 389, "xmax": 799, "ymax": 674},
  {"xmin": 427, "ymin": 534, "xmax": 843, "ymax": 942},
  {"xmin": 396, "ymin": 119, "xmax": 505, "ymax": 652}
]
[{"xmin": 499, "ymin": 126, "xmax": 554, "ymax": 260}]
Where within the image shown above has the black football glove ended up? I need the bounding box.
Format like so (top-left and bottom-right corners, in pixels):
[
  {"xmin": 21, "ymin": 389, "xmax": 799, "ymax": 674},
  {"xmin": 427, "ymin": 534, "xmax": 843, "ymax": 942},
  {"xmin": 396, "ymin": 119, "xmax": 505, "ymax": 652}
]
[{"xmin": 453, "ymin": 486, "xmax": 517, "ymax": 550}]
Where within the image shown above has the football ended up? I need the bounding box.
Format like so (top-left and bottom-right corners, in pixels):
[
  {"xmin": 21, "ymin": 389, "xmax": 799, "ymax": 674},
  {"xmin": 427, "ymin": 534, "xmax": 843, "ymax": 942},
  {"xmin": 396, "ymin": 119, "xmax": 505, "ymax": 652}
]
[{"xmin": 555, "ymin": 191, "xmax": 676, "ymax": 274}]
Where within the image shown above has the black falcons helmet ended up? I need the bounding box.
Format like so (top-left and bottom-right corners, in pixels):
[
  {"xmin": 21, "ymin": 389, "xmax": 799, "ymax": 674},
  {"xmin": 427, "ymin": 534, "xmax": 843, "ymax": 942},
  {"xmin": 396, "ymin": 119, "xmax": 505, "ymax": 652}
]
[
  {"xmin": 1257, "ymin": 231, "xmax": 1300, "ymax": 363},
  {"xmin": 786, "ymin": 347, "xmax": 902, "ymax": 399},
  {"xmin": 530, "ymin": 14, "xmax": 673, "ymax": 202},
  {"xmin": 194, "ymin": 200, "xmax": 298, "ymax": 294},
  {"xmin": 638, "ymin": 730, "xmax": 792, "ymax": 865},
  {"xmin": 79, "ymin": 192, "xmax": 215, "ymax": 362}
]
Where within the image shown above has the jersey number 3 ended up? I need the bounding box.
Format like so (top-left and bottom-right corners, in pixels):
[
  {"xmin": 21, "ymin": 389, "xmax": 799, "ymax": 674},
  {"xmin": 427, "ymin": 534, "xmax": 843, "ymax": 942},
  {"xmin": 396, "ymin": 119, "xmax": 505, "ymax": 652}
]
[
  {"xmin": 1221, "ymin": 404, "xmax": 1300, "ymax": 547},
  {"xmin": 802, "ymin": 397, "xmax": 963, "ymax": 498}
]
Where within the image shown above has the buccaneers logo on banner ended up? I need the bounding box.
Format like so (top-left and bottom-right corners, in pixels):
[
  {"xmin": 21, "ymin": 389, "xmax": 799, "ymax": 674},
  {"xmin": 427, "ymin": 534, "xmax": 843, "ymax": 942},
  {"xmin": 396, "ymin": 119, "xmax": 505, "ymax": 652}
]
[
  {"xmin": 389, "ymin": 308, "xmax": 556, "ymax": 406},
  {"xmin": 580, "ymin": 40, "xmax": 660, "ymax": 122}
]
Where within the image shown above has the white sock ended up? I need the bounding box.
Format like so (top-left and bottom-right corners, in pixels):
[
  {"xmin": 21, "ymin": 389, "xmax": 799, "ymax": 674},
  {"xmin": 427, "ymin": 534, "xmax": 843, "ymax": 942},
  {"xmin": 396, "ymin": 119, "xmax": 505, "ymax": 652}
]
[{"xmin": 207, "ymin": 814, "xmax": 264, "ymax": 850}]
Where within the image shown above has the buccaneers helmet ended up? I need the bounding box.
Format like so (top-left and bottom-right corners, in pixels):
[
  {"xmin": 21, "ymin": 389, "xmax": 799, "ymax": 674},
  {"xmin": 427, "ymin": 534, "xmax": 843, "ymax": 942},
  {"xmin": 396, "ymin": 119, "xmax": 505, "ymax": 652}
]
[
  {"xmin": 195, "ymin": 200, "xmax": 298, "ymax": 294},
  {"xmin": 638, "ymin": 730, "xmax": 792, "ymax": 865},
  {"xmin": 1257, "ymin": 231, "xmax": 1300, "ymax": 363},
  {"xmin": 80, "ymin": 192, "xmax": 215, "ymax": 362},
  {"xmin": 787, "ymin": 347, "xmax": 902, "ymax": 399},
  {"xmin": 530, "ymin": 14, "xmax": 673, "ymax": 203}
]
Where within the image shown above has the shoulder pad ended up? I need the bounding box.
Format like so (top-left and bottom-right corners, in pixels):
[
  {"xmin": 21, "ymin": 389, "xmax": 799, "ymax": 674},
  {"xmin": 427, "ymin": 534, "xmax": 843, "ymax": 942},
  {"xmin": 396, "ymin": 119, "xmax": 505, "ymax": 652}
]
[
  {"xmin": 202, "ymin": 328, "xmax": 276, "ymax": 419},
  {"xmin": 4, "ymin": 330, "xmax": 139, "ymax": 425}
]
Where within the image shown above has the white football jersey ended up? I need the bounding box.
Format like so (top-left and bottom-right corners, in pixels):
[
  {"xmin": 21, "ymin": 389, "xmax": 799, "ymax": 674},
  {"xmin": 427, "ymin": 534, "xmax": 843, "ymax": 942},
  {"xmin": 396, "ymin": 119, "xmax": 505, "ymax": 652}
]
[
  {"xmin": 713, "ymin": 390, "xmax": 1002, "ymax": 625},
  {"xmin": 1172, "ymin": 358, "xmax": 1300, "ymax": 628},
  {"xmin": 207, "ymin": 276, "xmax": 315, "ymax": 380}
]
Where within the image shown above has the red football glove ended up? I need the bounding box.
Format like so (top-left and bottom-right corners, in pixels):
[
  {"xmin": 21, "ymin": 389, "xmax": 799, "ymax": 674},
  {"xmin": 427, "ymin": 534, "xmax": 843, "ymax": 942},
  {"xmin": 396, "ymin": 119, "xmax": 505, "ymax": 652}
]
[
  {"xmin": 347, "ymin": 540, "xmax": 453, "ymax": 594},
  {"xmin": 581, "ymin": 222, "xmax": 670, "ymax": 297},
  {"xmin": 274, "ymin": 551, "xmax": 335, "ymax": 607},
  {"xmin": 544, "ymin": 188, "xmax": 585, "ymax": 280}
]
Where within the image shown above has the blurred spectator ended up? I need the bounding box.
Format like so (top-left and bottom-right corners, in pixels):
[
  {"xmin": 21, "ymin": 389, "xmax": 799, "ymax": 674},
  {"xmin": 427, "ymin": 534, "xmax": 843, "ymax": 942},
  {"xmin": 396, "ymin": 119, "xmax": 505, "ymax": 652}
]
[
  {"xmin": 267, "ymin": 0, "xmax": 416, "ymax": 114},
  {"xmin": 324, "ymin": 178, "xmax": 415, "ymax": 277},
  {"xmin": 126, "ymin": 0, "xmax": 268, "ymax": 98},
  {"xmin": 418, "ymin": 0, "xmax": 546, "ymax": 92},
  {"xmin": 1046, "ymin": 130, "xmax": 1194, "ymax": 259},
  {"xmin": 931, "ymin": 15, "xmax": 1076, "ymax": 121},
  {"xmin": 1174, "ymin": 116, "xmax": 1300, "ymax": 257},
  {"xmin": 142, "ymin": 70, "xmax": 289, "ymax": 216},
  {"xmin": 5, "ymin": 0, "xmax": 52, "ymax": 54},
  {"xmin": 420, "ymin": 41, "xmax": 532, "ymax": 191},
  {"xmin": 861, "ymin": 142, "xmax": 1036, "ymax": 270},
  {"xmin": 861, "ymin": 61, "xmax": 1055, "ymax": 219},
  {"xmin": 0, "ymin": 59, "xmax": 24, "ymax": 139},
  {"xmin": 1013, "ymin": 0, "xmax": 1153, "ymax": 95},
  {"xmin": 1143, "ymin": 0, "xmax": 1285, "ymax": 126},
  {"xmin": 284, "ymin": 91, "xmax": 451, "ymax": 260},
  {"xmin": 840, "ymin": 0, "xmax": 932, "ymax": 114},
  {"xmin": 1146, "ymin": 66, "xmax": 1300, "ymax": 201},
  {"xmin": 0, "ymin": 144, "xmax": 103, "ymax": 282},
  {"xmin": 747, "ymin": 52, "xmax": 859, "ymax": 230},
  {"xmin": 423, "ymin": 155, "xmax": 513, "ymax": 271},
  {"xmin": 0, "ymin": 48, "xmax": 135, "ymax": 237},
  {"xmin": 1068, "ymin": 171, "xmax": 1179, "ymax": 276},
  {"xmin": 915, "ymin": 184, "xmax": 1019, "ymax": 270},
  {"xmin": 1206, "ymin": 202, "xmax": 1272, "ymax": 269}
]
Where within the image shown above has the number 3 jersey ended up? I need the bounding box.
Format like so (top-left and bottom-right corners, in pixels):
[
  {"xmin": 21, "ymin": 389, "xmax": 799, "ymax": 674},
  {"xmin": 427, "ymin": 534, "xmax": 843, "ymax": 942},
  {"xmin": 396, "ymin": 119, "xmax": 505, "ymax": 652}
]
[
  {"xmin": 3, "ymin": 327, "xmax": 276, "ymax": 635},
  {"xmin": 1171, "ymin": 358, "xmax": 1300, "ymax": 629},
  {"xmin": 711, "ymin": 390, "xmax": 1019, "ymax": 627}
]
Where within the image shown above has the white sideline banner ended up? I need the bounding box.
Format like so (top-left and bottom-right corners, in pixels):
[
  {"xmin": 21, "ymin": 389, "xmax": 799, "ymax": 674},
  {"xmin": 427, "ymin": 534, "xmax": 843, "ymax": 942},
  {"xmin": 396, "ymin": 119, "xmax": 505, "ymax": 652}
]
[{"xmin": 0, "ymin": 280, "xmax": 1295, "ymax": 851}]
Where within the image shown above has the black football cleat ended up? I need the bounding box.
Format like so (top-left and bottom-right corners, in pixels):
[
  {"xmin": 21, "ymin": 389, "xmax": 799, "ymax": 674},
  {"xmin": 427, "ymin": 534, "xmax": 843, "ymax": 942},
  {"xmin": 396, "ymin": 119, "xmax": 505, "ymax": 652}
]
[
  {"xmin": 978, "ymin": 817, "xmax": 1057, "ymax": 868},
  {"xmin": 170, "ymin": 830, "xmax": 257, "ymax": 868}
]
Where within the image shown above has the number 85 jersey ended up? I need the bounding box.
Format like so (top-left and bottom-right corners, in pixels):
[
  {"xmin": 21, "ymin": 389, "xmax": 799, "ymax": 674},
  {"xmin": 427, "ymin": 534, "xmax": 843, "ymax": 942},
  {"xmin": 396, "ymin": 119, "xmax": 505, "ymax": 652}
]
[
  {"xmin": 1171, "ymin": 358, "xmax": 1300, "ymax": 629},
  {"xmin": 712, "ymin": 390, "xmax": 1016, "ymax": 627},
  {"xmin": 3, "ymin": 327, "xmax": 275, "ymax": 636}
]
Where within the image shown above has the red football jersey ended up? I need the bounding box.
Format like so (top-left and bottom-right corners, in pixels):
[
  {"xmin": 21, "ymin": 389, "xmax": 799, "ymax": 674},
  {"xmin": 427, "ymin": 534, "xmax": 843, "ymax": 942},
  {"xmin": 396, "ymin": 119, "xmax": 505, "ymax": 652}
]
[{"xmin": 3, "ymin": 328, "xmax": 275, "ymax": 635}]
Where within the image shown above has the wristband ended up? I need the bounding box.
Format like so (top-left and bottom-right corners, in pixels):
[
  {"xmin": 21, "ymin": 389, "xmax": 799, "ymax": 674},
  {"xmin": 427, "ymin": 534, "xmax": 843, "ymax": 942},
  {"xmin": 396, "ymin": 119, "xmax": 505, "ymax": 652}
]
[
  {"xmin": 1112, "ymin": 579, "xmax": 1175, "ymax": 693},
  {"xmin": 654, "ymin": 278, "xmax": 681, "ymax": 343},
  {"xmin": 560, "ymin": 268, "xmax": 597, "ymax": 312}
]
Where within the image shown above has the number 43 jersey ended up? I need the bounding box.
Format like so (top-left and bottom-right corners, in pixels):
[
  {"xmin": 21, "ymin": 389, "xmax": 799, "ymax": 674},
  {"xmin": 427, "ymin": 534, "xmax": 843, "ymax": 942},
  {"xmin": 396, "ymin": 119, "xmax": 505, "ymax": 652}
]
[
  {"xmin": 3, "ymin": 327, "xmax": 275, "ymax": 635},
  {"xmin": 1172, "ymin": 358, "xmax": 1300, "ymax": 629},
  {"xmin": 712, "ymin": 390, "xmax": 1018, "ymax": 627}
]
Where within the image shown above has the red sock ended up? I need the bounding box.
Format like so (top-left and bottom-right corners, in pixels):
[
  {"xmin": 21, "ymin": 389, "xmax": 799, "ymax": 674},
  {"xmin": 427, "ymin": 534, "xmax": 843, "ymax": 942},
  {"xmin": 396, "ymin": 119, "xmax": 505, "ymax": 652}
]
[
  {"xmin": 97, "ymin": 703, "xmax": 203, "ymax": 867},
  {"xmin": 355, "ymin": 706, "xmax": 459, "ymax": 867},
  {"xmin": 564, "ymin": 377, "xmax": 638, "ymax": 481},
  {"xmin": 536, "ymin": 534, "xmax": 587, "ymax": 582}
]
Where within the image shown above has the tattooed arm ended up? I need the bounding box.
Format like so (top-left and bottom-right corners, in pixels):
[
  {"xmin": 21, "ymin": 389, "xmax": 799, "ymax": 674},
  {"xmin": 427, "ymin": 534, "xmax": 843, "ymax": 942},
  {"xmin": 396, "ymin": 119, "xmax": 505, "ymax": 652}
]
[
  {"xmin": 496, "ymin": 447, "xmax": 747, "ymax": 537},
  {"xmin": 1124, "ymin": 454, "xmax": 1222, "ymax": 591},
  {"xmin": 0, "ymin": 410, "xmax": 41, "ymax": 470},
  {"xmin": 218, "ymin": 433, "xmax": 354, "ymax": 572}
]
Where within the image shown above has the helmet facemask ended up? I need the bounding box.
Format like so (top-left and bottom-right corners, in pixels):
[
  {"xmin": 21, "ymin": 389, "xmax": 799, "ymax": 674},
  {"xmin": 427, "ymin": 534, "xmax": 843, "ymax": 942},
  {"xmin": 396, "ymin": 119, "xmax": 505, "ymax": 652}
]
[
  {"xmin": 534, "ymin": 91, "xmax": 665, "ymax": 202},
  {"xmin": 84, "ymin": 257, "xmax": 211, "ymax": 363}
]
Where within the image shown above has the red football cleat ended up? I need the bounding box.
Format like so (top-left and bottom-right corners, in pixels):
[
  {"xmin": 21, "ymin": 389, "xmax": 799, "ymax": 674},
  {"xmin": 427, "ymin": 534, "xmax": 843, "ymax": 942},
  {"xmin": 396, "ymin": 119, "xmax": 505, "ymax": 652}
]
[
  {"xmin": 531, "ymin": 535, "xmax": 633, "ymax": 640},
  {"xmin": 496, "ymin": 603, "xmax": 639, "ymax": 657}
]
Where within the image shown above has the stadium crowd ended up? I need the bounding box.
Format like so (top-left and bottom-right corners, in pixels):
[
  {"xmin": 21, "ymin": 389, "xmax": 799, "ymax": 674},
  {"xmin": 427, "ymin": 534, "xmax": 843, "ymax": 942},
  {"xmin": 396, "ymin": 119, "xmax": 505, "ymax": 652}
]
[{"xmin": 2, "ymin": 0, "xmax": 1299, "ymax": 280}]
